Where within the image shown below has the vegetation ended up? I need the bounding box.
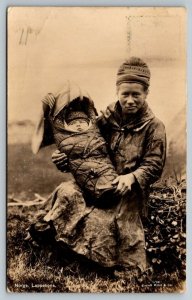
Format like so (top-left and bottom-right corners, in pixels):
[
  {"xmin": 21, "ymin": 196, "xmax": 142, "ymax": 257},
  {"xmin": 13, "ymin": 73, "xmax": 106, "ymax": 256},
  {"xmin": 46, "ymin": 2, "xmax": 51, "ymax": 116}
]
[{"xmin": 7, "ymin": 144, "xmax": 186, "ymax": 293}]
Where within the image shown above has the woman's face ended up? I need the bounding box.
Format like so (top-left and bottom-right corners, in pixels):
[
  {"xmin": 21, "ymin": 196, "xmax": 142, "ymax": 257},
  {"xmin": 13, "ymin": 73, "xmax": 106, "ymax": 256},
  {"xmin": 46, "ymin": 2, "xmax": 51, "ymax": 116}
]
[
  {"xmin": 117, "ymin": 82, "xmax": 148, "ymax": 115},
  {"xmin": 68, "ymin": 119, "xmax": 89, "ymax": 132}
]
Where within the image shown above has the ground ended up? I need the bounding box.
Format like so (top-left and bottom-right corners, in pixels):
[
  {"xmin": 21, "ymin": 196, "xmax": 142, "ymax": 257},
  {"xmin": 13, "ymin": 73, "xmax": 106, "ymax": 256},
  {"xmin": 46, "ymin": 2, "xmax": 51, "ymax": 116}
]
[{"xmin": 7, "ymin": 144, "xmax": 186, "ymax": 293}]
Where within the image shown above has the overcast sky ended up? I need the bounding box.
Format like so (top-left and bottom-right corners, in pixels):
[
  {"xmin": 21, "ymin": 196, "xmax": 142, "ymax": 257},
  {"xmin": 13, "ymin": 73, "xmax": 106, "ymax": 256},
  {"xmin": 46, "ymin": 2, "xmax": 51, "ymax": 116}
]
[{"xmin": 8, "ymin": 7, "xmax": 186, "ymax": 128}]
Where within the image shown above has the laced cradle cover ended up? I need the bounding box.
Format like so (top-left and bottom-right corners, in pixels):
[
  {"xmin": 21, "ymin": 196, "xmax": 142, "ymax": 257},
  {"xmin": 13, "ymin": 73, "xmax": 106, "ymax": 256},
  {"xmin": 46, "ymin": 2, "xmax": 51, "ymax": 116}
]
[{"xmin": 32, "ymin": 82, "xmax": 118, "ymax": 202}]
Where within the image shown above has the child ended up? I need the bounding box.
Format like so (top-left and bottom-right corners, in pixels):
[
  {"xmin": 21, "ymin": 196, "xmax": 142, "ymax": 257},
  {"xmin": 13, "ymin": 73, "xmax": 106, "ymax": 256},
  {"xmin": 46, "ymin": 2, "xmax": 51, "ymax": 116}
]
[
  {"xmin": 64, "ymin": 111, "xmax": 90, "ymax": 132},
  {"xmin": 32, "ymin": 82, "xmax": 118, "ymax": 204}
]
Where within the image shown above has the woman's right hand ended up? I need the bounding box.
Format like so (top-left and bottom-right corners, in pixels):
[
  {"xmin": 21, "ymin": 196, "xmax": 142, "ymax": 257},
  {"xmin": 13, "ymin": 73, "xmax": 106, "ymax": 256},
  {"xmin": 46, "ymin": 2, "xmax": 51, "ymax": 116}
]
[{"xmin": 52, "ymin": 149, "xmax": 69, "ymax": 172}]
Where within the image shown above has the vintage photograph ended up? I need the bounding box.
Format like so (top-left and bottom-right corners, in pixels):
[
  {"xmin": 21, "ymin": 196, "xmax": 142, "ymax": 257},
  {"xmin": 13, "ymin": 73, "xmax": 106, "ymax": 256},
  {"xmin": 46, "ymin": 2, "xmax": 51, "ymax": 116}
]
[{"xmin": 7, "ymin": 7, "xmax": 186, "ymax": 293}]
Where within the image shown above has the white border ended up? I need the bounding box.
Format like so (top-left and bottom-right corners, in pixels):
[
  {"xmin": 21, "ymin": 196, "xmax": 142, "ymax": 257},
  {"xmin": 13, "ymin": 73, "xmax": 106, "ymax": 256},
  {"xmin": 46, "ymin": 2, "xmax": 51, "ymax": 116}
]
[{"xmin": 2, "ymin": 0, "xmax": 191, "ymax": 299}]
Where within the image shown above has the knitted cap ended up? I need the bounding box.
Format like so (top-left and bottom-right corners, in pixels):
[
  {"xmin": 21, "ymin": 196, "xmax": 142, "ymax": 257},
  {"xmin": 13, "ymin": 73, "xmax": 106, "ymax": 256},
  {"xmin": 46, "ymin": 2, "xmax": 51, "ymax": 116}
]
[
  {"xmin": 65, "ymin": 110, "xmax": 90, "ymax": 124},
  {"xmin": 116, "ymin": 57, "xmax": 150, "ymax": 88}
]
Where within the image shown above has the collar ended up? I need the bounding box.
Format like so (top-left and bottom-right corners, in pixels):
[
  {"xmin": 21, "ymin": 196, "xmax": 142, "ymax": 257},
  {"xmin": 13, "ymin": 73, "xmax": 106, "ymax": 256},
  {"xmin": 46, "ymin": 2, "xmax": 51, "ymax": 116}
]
[{"xmin": 101, "ymin": 101, "xmax": 155, "ymax": 131}]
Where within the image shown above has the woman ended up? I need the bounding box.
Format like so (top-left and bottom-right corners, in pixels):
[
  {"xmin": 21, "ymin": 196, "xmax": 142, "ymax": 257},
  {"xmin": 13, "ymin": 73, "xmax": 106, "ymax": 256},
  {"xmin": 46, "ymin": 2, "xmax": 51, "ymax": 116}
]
[{"xmin": 30, "ymin": 57, "xmax": 166, "ymax": 274}]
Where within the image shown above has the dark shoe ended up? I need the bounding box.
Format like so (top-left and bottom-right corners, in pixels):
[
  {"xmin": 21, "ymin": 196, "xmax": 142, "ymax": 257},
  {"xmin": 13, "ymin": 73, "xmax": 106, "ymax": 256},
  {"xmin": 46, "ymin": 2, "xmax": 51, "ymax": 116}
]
[{"xmin": 29, "ymin": 220, "xmax": 57, "ymax": 245}]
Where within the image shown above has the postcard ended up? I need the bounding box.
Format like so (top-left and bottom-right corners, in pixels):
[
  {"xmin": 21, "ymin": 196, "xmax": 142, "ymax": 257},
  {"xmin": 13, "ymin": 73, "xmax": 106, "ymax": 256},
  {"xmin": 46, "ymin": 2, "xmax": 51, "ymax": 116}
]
[{"xmin": 7, "ymin": 7, "xmax": 186, "ymax": 293}]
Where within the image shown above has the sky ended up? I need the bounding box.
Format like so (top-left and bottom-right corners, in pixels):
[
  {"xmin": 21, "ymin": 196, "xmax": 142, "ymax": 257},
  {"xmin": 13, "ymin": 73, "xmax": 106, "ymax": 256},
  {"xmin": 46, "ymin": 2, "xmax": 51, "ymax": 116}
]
[{"xmin": 8, "ymin": 7, "xmax": 186, "ymax": 129}]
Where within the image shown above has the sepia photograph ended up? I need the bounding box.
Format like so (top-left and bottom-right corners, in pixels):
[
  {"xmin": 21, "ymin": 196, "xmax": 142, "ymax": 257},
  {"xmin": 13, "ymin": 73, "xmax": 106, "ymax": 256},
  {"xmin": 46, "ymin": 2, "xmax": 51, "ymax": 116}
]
[{"xmin": 7, "ymin": 7, "xmax": 186, "ymax": 293}]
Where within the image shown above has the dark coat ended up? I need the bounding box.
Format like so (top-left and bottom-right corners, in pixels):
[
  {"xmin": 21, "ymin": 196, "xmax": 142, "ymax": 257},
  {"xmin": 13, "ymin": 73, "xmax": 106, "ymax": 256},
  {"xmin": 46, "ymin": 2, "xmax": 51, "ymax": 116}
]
[{"xmin": 97, "ymin": 101, "xmax": 166, "ymax": 216}]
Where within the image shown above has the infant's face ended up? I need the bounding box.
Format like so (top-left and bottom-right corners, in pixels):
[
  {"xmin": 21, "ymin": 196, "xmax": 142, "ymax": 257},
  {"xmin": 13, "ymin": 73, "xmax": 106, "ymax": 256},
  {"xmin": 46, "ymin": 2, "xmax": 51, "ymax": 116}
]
[{"xmin": 67, "ymin": 119, "xmax": 89, "ymax": 132}]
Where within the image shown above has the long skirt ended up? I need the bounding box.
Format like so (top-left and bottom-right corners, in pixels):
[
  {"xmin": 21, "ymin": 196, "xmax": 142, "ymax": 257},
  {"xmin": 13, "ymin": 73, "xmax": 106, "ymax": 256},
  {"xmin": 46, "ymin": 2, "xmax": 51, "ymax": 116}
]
[{"xmin": 30, "ymin": 179, "xmax": 147, "ymax": 272}]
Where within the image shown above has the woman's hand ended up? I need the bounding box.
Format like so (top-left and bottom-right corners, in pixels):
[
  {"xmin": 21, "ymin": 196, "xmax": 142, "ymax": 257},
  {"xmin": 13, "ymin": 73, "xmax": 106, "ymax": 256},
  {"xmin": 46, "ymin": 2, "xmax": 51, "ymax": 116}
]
[
  {"xmin": 112, "ymin": 174, "xmax": 135, "ymax": 196},
  {"xmin": 52, "ymin": 150, "xmax": 69, "ymax": 172}
]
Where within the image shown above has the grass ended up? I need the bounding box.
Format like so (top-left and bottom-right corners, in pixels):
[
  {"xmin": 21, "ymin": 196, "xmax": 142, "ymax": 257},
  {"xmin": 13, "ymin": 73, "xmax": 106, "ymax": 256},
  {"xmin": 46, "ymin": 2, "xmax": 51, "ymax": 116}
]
[{"xmin": 7, "ymin": 144, "xmax": 186, "ymax": 293}]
